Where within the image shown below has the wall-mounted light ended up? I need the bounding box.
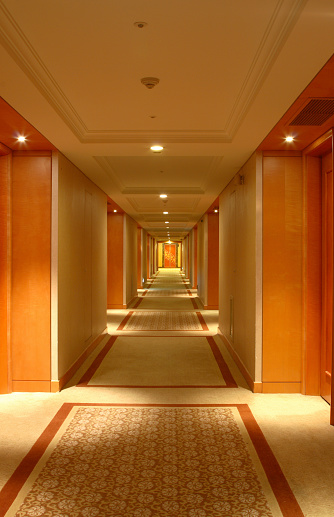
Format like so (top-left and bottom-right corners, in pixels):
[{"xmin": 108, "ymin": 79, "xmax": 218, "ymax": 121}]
[
  {"xmin": 165, "ymin": 221, "xmax": 169, "ymax": 224},
  {"xmin": 151, "ymin": 145, "xmax": 163, "ymax": 152},
  {"xmin": 160, "ymin": 194, "xmax": 167, "ymax": 199},
  {"xmin": 163, "ymin": 211, "xmax": 168, "ymax": 214}
]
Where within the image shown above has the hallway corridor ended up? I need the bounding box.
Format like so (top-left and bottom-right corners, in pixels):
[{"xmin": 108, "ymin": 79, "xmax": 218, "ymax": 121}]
[{"xmin": 0, "ymin": 268, "xmax": 334, "ymax": 516}]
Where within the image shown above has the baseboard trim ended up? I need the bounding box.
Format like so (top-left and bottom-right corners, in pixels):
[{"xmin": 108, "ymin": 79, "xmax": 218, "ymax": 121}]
[
  {"xmin": 11, "ymin": 380, "xmax": 52, "ymax": 392},
  {"xmin": 262, "ymin": 382, "xmax": 301, "ymax": 394},
  {"xmin": 217, "ymin": 329, "xmax": 257, "ymax": 392},
  {"xmin": 57, "ymin": 329, "xmax": 108, "ymax": 391}
]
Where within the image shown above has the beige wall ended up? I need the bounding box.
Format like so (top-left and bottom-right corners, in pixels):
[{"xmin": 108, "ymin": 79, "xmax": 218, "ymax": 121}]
[
  {"xmin": 56, "ymin": 152, "xmax": 107, "ymax": 379},
  {"xmin": 197, "ymin": 215, "xmax": 208, "ymax": 306},
  {"xmin": 124, "ymin": 214, "xmax": 138, "ymax": 305},
  {"xmin": 218, "ymin": 153, "xmax": 261, "ymax": 382},
  {"xmin": 141, "ymin": 229, "xmax": 148, "ymax": 283}
]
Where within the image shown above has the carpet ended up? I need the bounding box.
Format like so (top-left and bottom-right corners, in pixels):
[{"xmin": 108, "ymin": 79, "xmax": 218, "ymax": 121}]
[
  {"xmin": 117, "ymin": 311, "xmax": 208, "ymax": 331},
  {"xmin": 143, "ymin": 290, "xmax": 192, "ymax": 297},
  {"xmin": 77, "ymin": 336, "xmax": 237, "ymax": 388},
  {"xmin": 0, "ymin": 404, "xmax": 304, "ymax": 517},
  {"xmin": 135, "ymin": 297, "xmax": 196, "ymax": 310}
]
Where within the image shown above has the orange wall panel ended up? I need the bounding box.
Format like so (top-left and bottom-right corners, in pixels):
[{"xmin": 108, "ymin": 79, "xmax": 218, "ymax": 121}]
[
  {"xmin": 11, "ymin": 154, "xmax": 51, "ymax": 382},
  {"xmin": 0, "ymin": 154, "xmax": 11, "ymax": 393},
  {"xmin": 193, "ymin": 227, "xmax": 198, "ymax": 289},
  {"xmin": 207, "ymin": 213, "xmax": 219, "ymax": 308},
  {"xmin": 107, "ymin": 213, "xmax": 124, "ymax": 307},
  {"xmin": 303, "ymin": 155, "xmax": 322, "ymax": 393},
  {"xmin": 137, "ymin": 228, "xmax": 142, "ymax": 288},
  {"xmin": 262, "ymin": 155, "xmax": 303, "ymax": 383}
]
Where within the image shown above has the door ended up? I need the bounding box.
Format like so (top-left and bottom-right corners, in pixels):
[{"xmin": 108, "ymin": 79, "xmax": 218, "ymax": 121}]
[
  {"xmin": 164, "ymin": 244, "xmax": 176, "ymax": 268},
  {"xmin": 321, "ymin": 151, "xmax": 333, "ymax": 404}
]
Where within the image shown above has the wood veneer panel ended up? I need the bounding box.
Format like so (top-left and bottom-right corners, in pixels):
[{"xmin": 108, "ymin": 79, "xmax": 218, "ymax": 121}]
[
  {"xmin": 263, "ymin": 156, "xmax": 303, "ymax": 383},
  {"xmin": 0, "ymin": 154, "xmax": 11, "ymax": 393},
  {"xmin": 11, "ymin": 155, "xmax": 51, "ymax": 381},
  {"xmin": 193, "ymin": 227, "xmax": 198, "ymax": 289},
  {"xmin": 107, "ymin": 213, "xmax": 124, "ymax": 308},
  {"xmin": 207, "ymin": 213, "xmax": 219, "ymax": 308},
  {"xmin": 137, "ymin": 228, "xmax": 142, "ymax": 288},
  {"xmin": 303, "ymin": 156, "xmax": 322, "ymax": 394}
]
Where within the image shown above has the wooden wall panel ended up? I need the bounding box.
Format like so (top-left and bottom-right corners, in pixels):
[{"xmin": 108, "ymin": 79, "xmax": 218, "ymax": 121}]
[
  {"xmin": 303, "ymin": 156, "xmax": 322, "ymax": 394},
  {"xmin": 193, "ymin": 227, "xmax": 198, "ymax": 289},
  {"xmin": 207, "ymin": 213, "xmax": 219, "ymax": 309},
  {"xmin": 0, "ymin": 154, "xmax": 11, "ymax": 393},
  {"xmin": 262, "ymin": 156, "xmax": 303, "ymax": 384},
  {"xmin": 137, "ymin": 228, "xmax": 142, "ymax": 288},
  {"xmin": 107, "ymin": 213, "xmax": 124, "ymax": 308},
  {"xmin": 11, "ymin": 154, "xmax": 51, "ymax": 382}
]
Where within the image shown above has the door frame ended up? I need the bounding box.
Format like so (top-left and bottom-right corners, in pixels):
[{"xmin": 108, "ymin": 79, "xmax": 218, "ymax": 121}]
[{"xmin": 303, "ymin": 129, "xmax": 334, "ymax": 423}]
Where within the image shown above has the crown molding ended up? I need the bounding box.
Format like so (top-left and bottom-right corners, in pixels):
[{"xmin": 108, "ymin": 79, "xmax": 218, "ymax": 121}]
[{"xmin": 0, "ymin": 0, "xmax": 306, "ymax": 144}]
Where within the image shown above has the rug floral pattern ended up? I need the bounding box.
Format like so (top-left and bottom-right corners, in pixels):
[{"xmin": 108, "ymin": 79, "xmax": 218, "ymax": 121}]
[{"xmin": 14, "ymin": 407, "xmax": 274, "ymax": 517}]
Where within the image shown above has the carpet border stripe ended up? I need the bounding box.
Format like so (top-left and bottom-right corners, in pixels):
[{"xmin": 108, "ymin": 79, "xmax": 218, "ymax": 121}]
[
  {"xmin": 0, "ymin": 403, "xmax": 304, "ymax": 517},
  {"xmin": 77, "ymin": 336, "xmax": 237, "ymax": 388}
]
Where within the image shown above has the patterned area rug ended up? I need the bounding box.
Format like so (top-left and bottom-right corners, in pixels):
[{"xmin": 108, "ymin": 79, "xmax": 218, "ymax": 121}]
[
  {"xmin": 0, "ymin": 404, "xmax": 303, "ymax": 517},
  {"xmin": 117, "ymin": 311, "xmax": 208, "ymax": 331},
  {"xmin": 77, "ymin": 336, "xmax": 237, "ymax": 388}
]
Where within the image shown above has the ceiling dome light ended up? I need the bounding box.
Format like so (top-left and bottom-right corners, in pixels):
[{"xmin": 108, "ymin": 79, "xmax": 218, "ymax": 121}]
[
  {"xmin": 285, "ymin": 136, "xmax": 294, "ymax": 142},
  {"xmin": 17, "ymin": 135, "xmax": 26, "ymax": 142},
  {"xmin": 151, "ymin": 145, "xmax": 163, "ymax": 152},
  {"xmin": 141, "ymin": 77, "xmax": 160, "ymax": 89}
]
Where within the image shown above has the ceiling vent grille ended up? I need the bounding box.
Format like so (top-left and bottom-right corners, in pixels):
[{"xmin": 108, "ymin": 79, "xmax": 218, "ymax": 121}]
[{"xmin": 289, "ymin": 98, "xmax": 334, "ymax": 126}]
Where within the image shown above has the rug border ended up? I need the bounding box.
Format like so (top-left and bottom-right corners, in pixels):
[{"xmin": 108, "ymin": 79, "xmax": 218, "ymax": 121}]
[
  {"xmin": 76, "ymin": 335, "xmax": 237, "ymax": 388},
  {"xmin": 0, "ymin": 403, "xmax": 303, "ymax": 517}
]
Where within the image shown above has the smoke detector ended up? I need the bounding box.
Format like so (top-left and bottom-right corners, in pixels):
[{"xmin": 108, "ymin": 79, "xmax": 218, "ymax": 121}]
[{"xmin": 141, "ymin": 77, "xmax": 160, "ymax": 89}]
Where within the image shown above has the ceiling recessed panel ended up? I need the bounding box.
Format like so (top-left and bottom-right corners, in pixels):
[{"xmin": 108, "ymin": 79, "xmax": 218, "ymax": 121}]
[
  {"xmin": 99, "ymin": 156, "xmax": 221, "ymax": 190},
  {"xmin": 1, "ymin": 0, "xmax": 304, "ymax": 138},
  {"xmin": 126, "ymin": 194, "xmax": 201, "ymax": 213}
]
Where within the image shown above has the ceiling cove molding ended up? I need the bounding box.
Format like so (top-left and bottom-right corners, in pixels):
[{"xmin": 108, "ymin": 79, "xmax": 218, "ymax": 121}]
[
  {"xmin": 126, "ymin": 197, "xmax": 201, "ymax": 213},
  {"xmin": 0, "ymin": 0, "xmax": 306, "ymax": 144},
  {"xmin": 0, "ymin": 1, "xmax": 88, "ymax": 139},
  {"xmin": 94, "ymin": 156, "xmax": 125, "ymax": 191},
  {"xmin": 225, "ymin": 0, "xmax": 307, "ymax": 138},
  {"xmin": 122, "ymin": 187, "xmax": 204, "ymax": 195},
  {"xmin": 80, "ymin": 130, "xmax": 231, "ymax": 144},
  {"xmin": 0, "ymin": 3, "xmax": 230, "ymax": 145}
]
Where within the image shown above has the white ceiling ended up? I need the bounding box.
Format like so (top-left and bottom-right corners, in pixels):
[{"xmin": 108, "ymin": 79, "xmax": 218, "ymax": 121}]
[{"xmin": 0, "ymin": 0, "xmax": 333, "ymax": 240}]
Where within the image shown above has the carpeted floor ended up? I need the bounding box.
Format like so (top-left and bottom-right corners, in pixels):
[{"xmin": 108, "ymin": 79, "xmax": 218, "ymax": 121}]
[
  {"xmin": 1, "ymin": 268, "xmax": 334, "ymax": 516},
  {"xmin": 117, "ymin": 310, "xmax": 207, "ymax": 331},
  {"xmin": 0, "ymin": 404, "xmax": 303, "ymax": 517},
  {"xmin": 77, "ymin": 336, "xmax": 237, "ymax": 388}
]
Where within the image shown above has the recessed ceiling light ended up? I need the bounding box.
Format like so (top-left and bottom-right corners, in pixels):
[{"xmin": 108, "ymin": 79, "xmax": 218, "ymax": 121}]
[
  {"xmin": 285, "ymin": 136, "xmax": 294, "ymax": 142},
  {"xmin": 214, "ymin": 209, "xmax": 218, "ymax": 213},
  {"xmin": 17, "ymin": 136, "xmax": 26, "ymax": 142},
  {"xmin": 113, "ymin": 209, "xmax": 117, "ymax": 213},
  {"xmin": 151, "ymin": 145, "xmax": 163, "ymax": 152},
  {"xmin": 160, "ymin": 194, "xmax": 167, "ymax": 198}
]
